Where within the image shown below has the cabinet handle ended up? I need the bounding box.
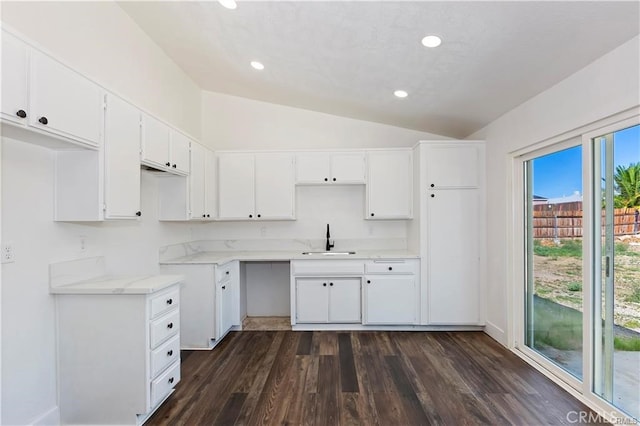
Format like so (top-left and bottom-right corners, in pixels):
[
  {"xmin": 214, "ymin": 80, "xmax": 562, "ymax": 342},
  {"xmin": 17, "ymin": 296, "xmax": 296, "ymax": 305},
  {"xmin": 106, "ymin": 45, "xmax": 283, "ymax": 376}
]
[
  {"xmin": 168, "ymin": 377, "xmax": 174, "ymax": 384},
  {"xmin": 166, "ymin": 298, "xmax": 173, "ymax": 305},
  {"xmin": 165, "ymin": 162, "xmax": 171, "ymax": 167},
  {"xmin": 329, "ymin": 282, "xmax": 334, "ymax": 286},
  {"xmin": 370, "ymin": 213, "xmax": 374, "ymax": 217},
  {"xmin": 430, "ymin": 183, "xmax": 435, "ymax": 188},
  {"xmin": 332, "ymin": 178, "xmax": 336, "ymax": 182},
  {"xmin": 136, "ymin": 211, "xmax": 142, "ymax": 217},
  {"xmin": 367, "ymin": 280, "xmax": 371, "ymax": 284},
  {"xmin": 388, "ymin": 267, "xmax": 393, "ymax": 271},
  {"xmin": 167, "ymin": 322, "xmax": 174, "ymax": 329},
  {"xmin": 324, "ymin": 178, "xmax": 328, "ymax": 182},
  {"xmin": 16, "ymin": 110, "xmax": 27, "ymax": 118},
  {"xmin": 249, "ymin": 214, "xmax": 253, "ymax": 218},
  {"xmin": 323, "ymin": 283, "xmax": 327, "ymax": 287},
  {"xmin": 430, "ymin": 194, "xmax": 435, "ymax": 198},
  {"xmin": 167, "ymin": 350, "xmax": 173, "ymax": 357},
  {"xmin": 222, "ymin": 285, "xmax": 226, "ymax": 290},
  {"xmin": 38, "ymin": 116, "xmax": 48, "ymax": 125},
  {"xmin": 172, "ymin": 164, "xmax": 177, "ymax": 168}
]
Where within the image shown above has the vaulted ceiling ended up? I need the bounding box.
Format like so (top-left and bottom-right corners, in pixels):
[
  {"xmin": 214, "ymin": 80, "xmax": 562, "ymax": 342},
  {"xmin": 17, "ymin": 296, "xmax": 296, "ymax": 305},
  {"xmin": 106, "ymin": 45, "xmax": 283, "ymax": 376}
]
[{"xmin": 119, "ymin": 1, "xmax": 640, "ymax": 138}]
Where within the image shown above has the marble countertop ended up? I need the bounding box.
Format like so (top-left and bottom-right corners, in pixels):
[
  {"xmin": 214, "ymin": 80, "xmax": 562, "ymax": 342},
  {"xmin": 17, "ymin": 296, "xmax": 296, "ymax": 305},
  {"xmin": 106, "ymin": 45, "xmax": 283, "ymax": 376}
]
[
  {"xmin": 160, "ymin": 250, "xmax": 420, "ymax": 265},
  {"xmin": 50, "ymin": 274, "xmax": 183, "ymax": 295}
]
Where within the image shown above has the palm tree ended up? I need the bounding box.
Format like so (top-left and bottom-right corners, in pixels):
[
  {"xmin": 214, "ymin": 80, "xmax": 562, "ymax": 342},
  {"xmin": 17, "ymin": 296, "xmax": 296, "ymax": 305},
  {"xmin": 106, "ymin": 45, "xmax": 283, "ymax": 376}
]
[{"xmin": 614, "ymin": 162, "xmax": 640, "ymax": 208}]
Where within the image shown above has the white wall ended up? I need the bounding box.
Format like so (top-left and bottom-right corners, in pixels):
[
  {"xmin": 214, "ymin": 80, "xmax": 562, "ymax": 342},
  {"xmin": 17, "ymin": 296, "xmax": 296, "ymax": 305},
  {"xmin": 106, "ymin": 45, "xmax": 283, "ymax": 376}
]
[
  {"xmin": 201, "ymin": 91, "xmax": 446, "ymax": 151},
  {"xmin": 0, "ymin": 1, "xmax": 202, "ymax": 139},
  {"xmin": 469, "ymin": 36, "xmax": 640, "ymax": 345}
]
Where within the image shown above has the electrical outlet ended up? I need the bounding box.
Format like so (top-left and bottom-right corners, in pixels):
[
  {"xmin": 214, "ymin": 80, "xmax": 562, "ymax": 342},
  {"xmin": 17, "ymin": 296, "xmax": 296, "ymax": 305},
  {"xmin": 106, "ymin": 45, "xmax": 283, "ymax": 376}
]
[{"xmin": 2, "ymin": 243, "xmax": 15, "ymax": 263}]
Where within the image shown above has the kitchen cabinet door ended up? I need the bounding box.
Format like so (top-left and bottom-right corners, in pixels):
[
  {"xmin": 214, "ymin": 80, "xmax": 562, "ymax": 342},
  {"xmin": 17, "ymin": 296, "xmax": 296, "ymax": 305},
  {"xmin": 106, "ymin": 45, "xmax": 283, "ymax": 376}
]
[
  {"xmin": 218, "ymin": 153, "xmax": 255, "ymax": 220},
  {"xmin": 296, "ymin": 279, "xmax": 329, "ymax": 323},
  {"xmin": 367, "ymin": 150, "xmax": 412, "ymax": 219},
  {"xmin": 170, "ymin": 130, "xmax": 191, "ymax": 175},
  {"xmin": 189, "ymin": 142, "xmax": 207, "ymax": 219},
  {"xmin": 365, "ymin": 275, "xmax": 416, "ymax": 324},
  {"xmin": 103, "ymin": 94, "xmax": 141, "ymax": 219},
  {"xmin": 219, "ymin": 279, "xmax": 235, "ymax": 338},
  {"xmin": 30, "ymin": 50, "xmax": 102, "ymax": 147},
  {"xmin": 425, "ymin": 144, "xmax": 479, "ymax": 188},
  {"xmin": 204, "ymin": 149, "xmax": 217, "ymax": 219},
  {"xmin": 255, "ymin": 153, "xmax": 295, "ymax": 219},
  {"xmin": 1, "ymin": 31, "xmax": 29, "ymax": 125},
  {"xmin": 328, "ymin": 278, "xmax": 361, "ymax": 323},
  {"xmin": 427, "ymin": 188, "xmax": 481, "ymax": 324},
  {"xmin": 331, "ymin": 153, "xmax": 366, "ymax": 184},
  {"xmin": 141, "ymin": 114, "xmax": 171, "ymax": 170},
  {"xmin": 296, "ymin": 152, "xmax": 330, "ymax": 183}
]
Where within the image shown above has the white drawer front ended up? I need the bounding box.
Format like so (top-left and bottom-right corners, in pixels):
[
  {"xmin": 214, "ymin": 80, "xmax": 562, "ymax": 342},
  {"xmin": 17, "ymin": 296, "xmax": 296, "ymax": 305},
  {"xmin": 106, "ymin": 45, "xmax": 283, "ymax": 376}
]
[
  {"xmin": 292, "ymin": 260, "xmax": 364, "ymax": 276},
  {"xmin": 151, "ymin": 335, "xmax": 180, "ymax": 379},
  {"xmin": 151, "ymin": 360, "xmax": 180, "ymax": 408},
  {"xmin": 365, "ymin": 260, "xmax": 417, "ymax": 274},
  {"xmin": 150, "ymin": 309, "xmax": 180, "ymax": 349},
  {"xmin": 150, "ymin": 288, "xmax": 180, "ymax": 319}
]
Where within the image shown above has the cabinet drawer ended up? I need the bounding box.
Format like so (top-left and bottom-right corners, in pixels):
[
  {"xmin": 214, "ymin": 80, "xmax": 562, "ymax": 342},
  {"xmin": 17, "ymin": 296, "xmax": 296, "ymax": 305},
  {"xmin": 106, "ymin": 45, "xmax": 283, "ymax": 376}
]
[
  {"xmin": 150, "ymin": 309, "xmax": 179, "ymax": 349},
  {"xmin": 151, "ymin": 360, "xmax": 180, "ymax": 408},
  {"xmin": 292, "ymin": 260, "xmax": 364, "ymax": 276},
  {"xmin": 365, "ymin": 260, "xmax": 417, "ymax": 274},
  {"xmin": 151, "ymin": 335, "xmax": 180, "ymax": 379},
  {"xmin": 150, "ymin": 288, "xmax": 180, "ymax": 319}
]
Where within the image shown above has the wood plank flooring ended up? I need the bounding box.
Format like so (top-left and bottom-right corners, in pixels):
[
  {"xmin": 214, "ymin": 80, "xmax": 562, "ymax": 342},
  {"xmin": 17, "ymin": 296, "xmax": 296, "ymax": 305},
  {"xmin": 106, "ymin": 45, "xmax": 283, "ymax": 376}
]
[{"xmin": 146, "ymin": 331, "xmax": 605, "ymax": 425}]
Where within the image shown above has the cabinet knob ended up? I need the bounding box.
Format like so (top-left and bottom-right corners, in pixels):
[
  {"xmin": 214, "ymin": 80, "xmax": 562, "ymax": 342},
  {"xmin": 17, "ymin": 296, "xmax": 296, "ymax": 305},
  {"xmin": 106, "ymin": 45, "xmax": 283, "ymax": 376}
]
[
  {"xmin": 329, "ymin": 282, "xmax": 334, "ymax": 286},
  {"xmin": 168, "ymin": 377, "xmax": 174, "ymax": 384},
  {"xmin": 206, "ymin": 214, "xmax": 210, "ymax": 218},
  {"xmin": 202, "ymin": 214, "xmax": 206, "ymax": 218},
  {"xmin": 167, "ymin": 322, "xmax": 173, "ymax": 329},
  {"xmin": 222, "ymin": 285, "xmax": 226, "ymax": 290},
  {"xmin": 323, "ymin": 283, "xmax": 327, "ymax": 287},
  {"xmin": 165, "ymin": 162, "xmax": 171, "ymax": 167},
  {"xmin": 371, "ymin": 213, "xmax": 374, "ymax": 217},
  {"xmin": 16, "ymin": 109, "xmax": 27, "ymax": 118},
  {"xmin": 257, "ymin": 214, "xmax": 261, "ymax": 218},
  {"xmin": 332, "ymin": 178, "xmax": 336, "ymax": 182},
  {"xmin": 225, "ymin": 271, "xmax": 229, "ymax": 275},
  {"xmin": 172, "ymin": 164, "xmax": 177, "ymax": 168},
  {"xmin": 388, "ymin": 267, "xmax": 393, "ymax": 271},
  {"xmin": 166, "ymin": 298, "xmax": 173, "ymax": 305},
  {"xmin": 324, "ymin": 178, "xmax": 328, "ymax": 182},
  {"xmin": 249, "ymin": 214, "xmax": 253, "ymax": 218},
  {"xmin": 167, "ymin": 350, "xmax": 173, "ymax": 357},
  {"xmin": 430, "ymin": 194, "xmax": 435, "ymax": 198},
  {"xmin": 136, "ymin": 211, "xmax": 142, "ymax": 217},
  {"xmin": 367, "ymin": 280, "xmax": 371, "ymax": 284},
  {"xmin": 430, "ymin": 183, "xmax": 435, "ymax": 188},
  {"xmin": 38, "ymin": 116, "xmax": 48, "ymax": 125}
]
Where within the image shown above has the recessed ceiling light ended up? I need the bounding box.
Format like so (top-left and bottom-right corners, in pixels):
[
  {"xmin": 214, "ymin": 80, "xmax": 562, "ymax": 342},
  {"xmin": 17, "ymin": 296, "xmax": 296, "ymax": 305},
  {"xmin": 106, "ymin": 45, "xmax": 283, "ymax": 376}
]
[
  {"xmin": 218, "ymin": 0, "xmax": 237, "ymax": 10},
  {"xmin": 421, "ymin": 35, "xmax": 442, "ymax": 48},
  {"xmin": 250, "ymin": 61, "xmax": 265, "ymax": 70},
  {"xmin": 394, "ymin": 90, "xmax": 408, "ymax": 98}
]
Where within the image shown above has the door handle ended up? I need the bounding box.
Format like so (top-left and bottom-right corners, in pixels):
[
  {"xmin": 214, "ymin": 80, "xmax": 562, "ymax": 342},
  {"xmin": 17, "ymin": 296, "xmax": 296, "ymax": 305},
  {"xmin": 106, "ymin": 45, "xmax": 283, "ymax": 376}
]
[{"xmin": 605, "ymin": 256, "xmax": 610, "ymax": 278}]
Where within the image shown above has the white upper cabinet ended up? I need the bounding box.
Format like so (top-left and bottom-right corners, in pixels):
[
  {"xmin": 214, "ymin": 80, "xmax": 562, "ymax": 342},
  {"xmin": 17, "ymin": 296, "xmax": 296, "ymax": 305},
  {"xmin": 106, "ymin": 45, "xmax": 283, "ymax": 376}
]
[
  {"xmin": 295, "ymin": 152, "xmax": 365, "ymax": 184},
  {"xmin": 1, "ymin": 30, "xmax": 29, "ymax": 125},
  {"xmin": 103, "ymin": 94, "xmax": 141, "ymax": 219},
  {"xmin": 189, "ymin": 142, "xmax": 207, "ymax": 219},
  {"xmin": 366, "ymin": 150, "xmax": 412, "ymax": 219},
  {"xmin": 205, "ymin": 149, "xmax": 217, "ymax": 220},
  {"xmin": 425, "ymin": 144, "xmax": 479, "ymax": 188},
  {"xmin": 255, "ymin": 153, "xmax": 295, "ymax": 219},
  {"xmin": 29, "ymin": 50, "xmax": 103, "ymax": 148},
  {"xmin": 218, "ymin": 153, "xmax": 256, "ymax": 220},
  {"xmin": 169, "ymin": 130, "xmax": 191, "ymax": 175},
  {"xmin": 141, "ymin": 114, "xmax": 171, "ymax": 170},
  {"xmin": 218, "ymin": 152, "xmax": 295, "ymax": 220}
]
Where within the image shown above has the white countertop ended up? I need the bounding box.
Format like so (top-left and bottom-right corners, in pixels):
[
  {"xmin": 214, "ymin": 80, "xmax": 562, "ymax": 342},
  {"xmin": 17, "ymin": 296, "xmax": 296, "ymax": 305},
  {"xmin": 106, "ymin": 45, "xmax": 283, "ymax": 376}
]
[
  {"xmin": 160, "ymin": 250, "xmax": 419, "ymax": 265},
  {"xmin": 50, "ymin": 274, "xmax": 183, "ymax": 295}
]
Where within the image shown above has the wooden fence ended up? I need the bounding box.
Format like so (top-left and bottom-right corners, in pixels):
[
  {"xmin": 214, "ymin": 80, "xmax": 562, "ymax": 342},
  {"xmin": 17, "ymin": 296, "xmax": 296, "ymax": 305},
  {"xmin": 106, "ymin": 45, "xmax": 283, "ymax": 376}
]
[{"xmin": 533, "ymin": 208, "xmax": 640, "ymax": 238}]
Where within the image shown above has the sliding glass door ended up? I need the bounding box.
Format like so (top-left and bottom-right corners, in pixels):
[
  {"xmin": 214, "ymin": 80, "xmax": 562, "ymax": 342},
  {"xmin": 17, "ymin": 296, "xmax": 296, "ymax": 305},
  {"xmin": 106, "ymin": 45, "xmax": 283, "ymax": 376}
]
[{"xmin": 593, "ymin": 124, "xmax": 639, "ymax": 420}]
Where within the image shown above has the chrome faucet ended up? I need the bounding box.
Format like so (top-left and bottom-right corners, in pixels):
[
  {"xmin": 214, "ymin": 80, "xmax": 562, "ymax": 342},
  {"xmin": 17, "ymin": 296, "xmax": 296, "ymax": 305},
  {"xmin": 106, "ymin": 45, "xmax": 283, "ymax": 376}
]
[{"xmin": 325, "ymin": 224, "xmax": 335, "ymax": 252}]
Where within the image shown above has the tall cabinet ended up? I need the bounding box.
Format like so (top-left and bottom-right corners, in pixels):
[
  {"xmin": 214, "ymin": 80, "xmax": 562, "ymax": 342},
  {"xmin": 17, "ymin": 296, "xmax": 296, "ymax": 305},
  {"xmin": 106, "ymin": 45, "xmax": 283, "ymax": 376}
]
[{"xmin": 418, "ymin": 141, "xmax": 485, "ymax": 325}]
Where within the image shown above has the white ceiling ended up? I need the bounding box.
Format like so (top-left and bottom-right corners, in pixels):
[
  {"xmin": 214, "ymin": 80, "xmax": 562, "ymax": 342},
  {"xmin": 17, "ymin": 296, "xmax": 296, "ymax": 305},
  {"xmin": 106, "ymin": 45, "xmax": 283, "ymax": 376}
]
[{"xmin": 119, "ymin": 1, "xmax": 640, "ymax": 138}]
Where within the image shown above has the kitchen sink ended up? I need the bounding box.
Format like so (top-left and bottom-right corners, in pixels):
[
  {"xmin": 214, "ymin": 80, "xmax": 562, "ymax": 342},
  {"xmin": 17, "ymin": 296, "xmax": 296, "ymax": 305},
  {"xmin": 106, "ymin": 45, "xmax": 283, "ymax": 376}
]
[{"xmin": 301, "ymin": 251, "xmax": 356, "ymax": 256}]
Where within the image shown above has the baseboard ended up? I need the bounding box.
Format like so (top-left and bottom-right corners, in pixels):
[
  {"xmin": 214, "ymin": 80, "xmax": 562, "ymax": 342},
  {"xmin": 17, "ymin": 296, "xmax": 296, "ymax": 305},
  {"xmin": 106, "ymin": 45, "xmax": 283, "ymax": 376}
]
[
  {"xmin": 483, "ymin": 321, "xmax": 507, "ymax": 346},
  {"xmin": 292, "ymin": 324, "xmax": 485, "ymax": 331},
  {"xmin": 29, "ymin": 405, "xmax": 59, "ymax": 426}
]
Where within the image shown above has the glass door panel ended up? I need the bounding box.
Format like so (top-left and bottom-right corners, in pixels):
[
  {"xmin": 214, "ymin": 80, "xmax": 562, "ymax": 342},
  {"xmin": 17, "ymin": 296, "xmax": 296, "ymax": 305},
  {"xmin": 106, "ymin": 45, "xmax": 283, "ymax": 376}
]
[
  {"xmin": 525, "ymin": 145, "xmax": 584, "ymax": 379},
  {"xmin": 593, "ymin": 124, "xmax": 640, "ymax": 420}
]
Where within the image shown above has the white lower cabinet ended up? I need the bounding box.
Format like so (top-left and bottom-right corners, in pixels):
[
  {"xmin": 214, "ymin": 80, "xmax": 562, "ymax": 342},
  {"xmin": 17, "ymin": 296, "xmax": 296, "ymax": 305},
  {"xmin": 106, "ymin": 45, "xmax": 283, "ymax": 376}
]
[
  {"xmin": 365, "ymin": 275, "xmax": 417, "ymax": 324},
  {"xmin": 55, "ymin": 284, "xmax": 181, "ymax": 425},
  {"xmin": 160, "ymin": 261, "xmax": 240, "ymax": 349},
  {"xmin": 295, "ymin": 278, "xmax": 361, "ymax": 323}
]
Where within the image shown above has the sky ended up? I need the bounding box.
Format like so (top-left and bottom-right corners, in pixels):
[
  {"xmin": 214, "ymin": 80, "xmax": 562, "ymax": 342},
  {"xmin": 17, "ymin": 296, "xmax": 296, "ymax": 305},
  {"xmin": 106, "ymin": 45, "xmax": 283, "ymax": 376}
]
[{"xmin": 532, "ymin": 124, "xmax": 639, "ymax": 199}]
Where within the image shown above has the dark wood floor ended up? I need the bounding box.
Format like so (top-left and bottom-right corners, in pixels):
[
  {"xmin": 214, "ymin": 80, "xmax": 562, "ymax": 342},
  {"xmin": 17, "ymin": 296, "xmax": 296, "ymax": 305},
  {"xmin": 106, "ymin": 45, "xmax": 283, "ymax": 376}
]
[{"xmin": 147, "ymin": 331, "xmax": 604, "ymax": 425}]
